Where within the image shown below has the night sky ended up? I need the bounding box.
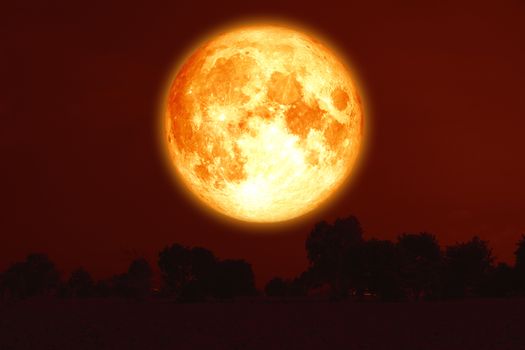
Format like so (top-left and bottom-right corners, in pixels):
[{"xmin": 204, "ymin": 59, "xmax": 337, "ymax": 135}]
[{"xmin": 2, "ymin": 0, "xmax": 524, "ymax": 288}]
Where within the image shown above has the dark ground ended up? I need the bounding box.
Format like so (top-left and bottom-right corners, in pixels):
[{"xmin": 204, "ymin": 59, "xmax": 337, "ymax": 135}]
[{"xmin": 0, "ymin": 298, "xmax": 524, "ymax": 350}]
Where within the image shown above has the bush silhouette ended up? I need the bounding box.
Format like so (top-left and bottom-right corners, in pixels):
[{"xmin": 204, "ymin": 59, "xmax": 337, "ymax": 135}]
[
  {"xmin": 442, "ymin": 236, "xmax": 493, "ymax": 298},
  {"xmin": 363, "ymin": 239, "xmax": 404, "ymax": 301},
  {"xmin": 104, "ymin": 258, "xmax": 153, "ymax": 298},
  {"xmin": 158, "ymin": 244, "xmax": 216, "ymax": 300},
  {"xmin": 158, "ymin": 244, "xmax": 255, "ymax": 300},
  {"xmin": 396, "ymin": 233, "xmax": 441, "ymax": 300},
  {"xmin": 184, "ymin": 247, "xmax": 217, "ymax": 300},
  {"xmin": 305, "ymin": 215, "xmax": 364, "ymax": 298},
  {"xmin": 64, "ymin": 268, "xmax": 94, "ymax": 298},
  {"xmin": 479, "ymin": 263, "xmax": 514, "ymax": 298},
  {"xmin": 127, "ymin": 258, "xmax": 153, "ymax": 299},
  {"xmin": 1, "ymin": 254, "xmax": 59, "ymax": 299}
]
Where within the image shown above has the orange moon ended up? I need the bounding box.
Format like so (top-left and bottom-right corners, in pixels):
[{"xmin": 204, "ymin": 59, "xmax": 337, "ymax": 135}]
[{"xmin": 164, "ymin": 25, "xmax": 363, "ymax": 223}]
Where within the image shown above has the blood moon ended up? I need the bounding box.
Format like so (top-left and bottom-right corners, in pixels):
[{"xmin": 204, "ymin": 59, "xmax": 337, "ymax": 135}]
[{"xmin": 164, "ymin": 25, "xmax": 363, "ymax": 223}]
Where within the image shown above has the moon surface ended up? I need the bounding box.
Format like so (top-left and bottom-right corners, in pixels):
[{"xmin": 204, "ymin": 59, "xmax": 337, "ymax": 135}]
[{"xmin": 164, "ymin": 25, "xmax": 363, "ymax": 223}]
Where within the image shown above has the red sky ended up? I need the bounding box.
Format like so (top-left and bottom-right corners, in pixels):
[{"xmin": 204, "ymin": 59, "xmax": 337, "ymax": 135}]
[{"xmin": 1, "ymin": 0, "xmax": 525, "ymax": 288}]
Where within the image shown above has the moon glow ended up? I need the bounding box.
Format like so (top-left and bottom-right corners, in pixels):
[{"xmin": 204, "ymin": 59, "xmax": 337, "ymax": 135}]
[{"xmin": 164, "ymin": 25, "xmax": 364, "ymax": 223}]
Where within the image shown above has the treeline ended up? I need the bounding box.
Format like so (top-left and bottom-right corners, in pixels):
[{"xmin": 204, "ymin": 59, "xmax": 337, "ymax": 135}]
[
  {"xmin": 265, "ymin": 215, "xmax": 525, "ymax": 301},
  {"xmin": 0, "ymin": 244, "xmax": 256, "ymax": 301},
  {"xmin": 2, "ymin": 215, "xmax": 525, "ymax": 302}
]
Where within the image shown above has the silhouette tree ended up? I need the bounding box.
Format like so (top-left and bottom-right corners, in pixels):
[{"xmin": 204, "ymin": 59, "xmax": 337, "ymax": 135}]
[
  {"xmin": 127, "ymin": 258, "xmax": 153, "ymax": 299},
  {"xmin": 25, "ymin": 254, "xmax": 60, "ymax": 296},
  {"xmin": 305, "ymin": 216, "xmax": 364, "ymax": 298},
  {"xmin": 158, "ymin": 244, "xmax": 219, "ymax": 300},
  {"xmin": 211, "ymin": 259, "xmax": 256, "ymax": 299},
  {"xmin": 103, "ymin": 259, "xmax": 154, "ymax": 299},
  {"xmin": 1, "ymin": 254, "xmax": 59, "ymax": 298},
  {"xmin": 443, "ymin": 236, "xmax": 493, "ymax": 298},
  {"xmin": 158, "ymin": 244, "xmax": 192, "ymax": 297},
  {"xmin": 479, "ymin": 263, "xmax": 514, "ymax": 298},
  {"xmin": 181, "ymin": 247, "xmax": 217, "ymax": 300},
  {"xmin": 514, "ymin": 235, "xmax": 525, "ymax": 293},
  {"xmin": 363, "ymin": 239, "xmax": 404, "ymax": 301},
  {"xmin": 265, "ymin": 277, "xmax": 287, "ymax": 297},
  {"xmin": 397, "ymin": 233, "xmax": 441, "ymax": 300},
  {"xmin": 3, "ymin": 224, "xmax": 521, "ymax": 304},
  {"xmin": 305, "ymin": 221, "xmax": 333, "ymax": 288},
  {"xmin": 2, "ymin": 262, "xmax": 28, "ymax": 298},
  {"xmin": 66, "ymin": 268, "xmax": 94, "ymax": 298}
]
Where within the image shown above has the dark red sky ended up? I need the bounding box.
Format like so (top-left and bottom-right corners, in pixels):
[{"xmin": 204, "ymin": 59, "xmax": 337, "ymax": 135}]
[{"xmin": 2, "ymin": 0, "xmax": 524, "ymax": 287}]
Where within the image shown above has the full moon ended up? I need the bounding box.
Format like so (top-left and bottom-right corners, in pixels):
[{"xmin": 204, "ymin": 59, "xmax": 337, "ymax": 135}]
[{"xmin": 164, "ymin": 25, "xmax": 363, "ymax": 223}]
